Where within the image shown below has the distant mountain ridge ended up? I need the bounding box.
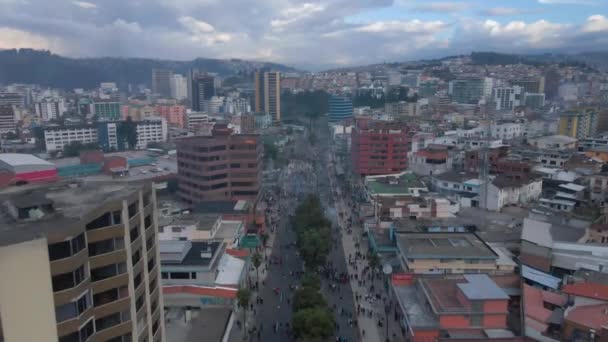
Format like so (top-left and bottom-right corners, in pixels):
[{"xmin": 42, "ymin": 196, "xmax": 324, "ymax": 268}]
[{"xmin": 0, "ymin": 49, "xmax": 297, "ymax": 90}]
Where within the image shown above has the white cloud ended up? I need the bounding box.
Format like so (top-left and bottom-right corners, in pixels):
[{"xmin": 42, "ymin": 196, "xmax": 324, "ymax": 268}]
[
  {"xmin": 271, "ymin": 3, "xmax": 325, "ymax": 30},
  {"xmin": 481, "ymin": 7, "xmax": 523, "ymax": 16},
  {"xmin": 111, "ymin": 19, "xmax": 141, "ymax": 34},
  {"xmin": 413, "ymin": 2, "xmax": 468, "ymax": 13},
  {"xmin": 177, "ymin": 16, "xmax": 232, "ymax": 44},
  {"xmin": 72, "ymin": 1, "xmax": 96, "ymax": 9},
  {"xmin": 356, "ymin": 19, "xmax": 446, "ymax": 33},
  {"xmin": 0, "ymin": 27, "xmax": 60, "ymax": 50},
  {"xmin": 582, "ymin": 15, "xmax": 608, "ymax": 32}
]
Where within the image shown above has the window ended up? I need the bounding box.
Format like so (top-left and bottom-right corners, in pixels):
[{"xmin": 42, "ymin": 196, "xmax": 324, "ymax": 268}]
[
  {"xmin": 86, "ymin": 212, "xmax": 111, "ymax": 230},
  {"xmin": 170, "ymin": 272, "xmax": 189, "ymax": 279},
  {"xmin": 146, "ymin": 235, "xmax": 155, "ymax": 250},
  {"xmin": 133, "ymin": 273, "xmax": 142, "ymax": 289},
  {"xmin": 161, "ymin": 272, "xmax": 168, "ymax": 279},
  {"xmin": 58, "ymin": 318, "xmax": 94, "ymax": 342},
  {"xmin": 130, "ymin": 226, "xmax": 140, "ymax": 242},
  {"xmin": 128, "ymin": 203, "xmax": 137, "ymax": 218},
  {"xmin": 144, "ymin": 215, "xmax": 152, "ymax": 228},
  {"xmin": 112, "ymin": 210, "xmax": 122, "ymax": 225},
  {"xmin": 91, "ymin": 263, "xmax": 126, "ymax": 282},
  {"xmin": 148, "ymin": 258, "xmax": 156, "ymax": 272},
  {"xmin": 171, "ymin": 227, "xmax": 181, "ymax": 233},
  {"xmin": 132, "ymin": 250, "xmax": 141, "ymax": 266},
  {"xmin": 49, "ymin": 233, "xmax": 86, "ymax": 261},
  {"xmin": 149, "ymin": 278, "xmax": 157, "ymax": 293},
  {"xmin": 135, "ymin": 295, "xmax": 144, "ymax": 312},
  {"xmin": 95, "ymin": 312, "xmax": 122, "ymax": 332},
  {"xmin": 52, "ymin": 265, "xmax": 87, "ymax": 292}
]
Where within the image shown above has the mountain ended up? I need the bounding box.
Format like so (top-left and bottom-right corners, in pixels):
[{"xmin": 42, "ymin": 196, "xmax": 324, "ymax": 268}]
[{"xmin": 0, "ymin": 49, "xmax": 297, "ymax": 90}]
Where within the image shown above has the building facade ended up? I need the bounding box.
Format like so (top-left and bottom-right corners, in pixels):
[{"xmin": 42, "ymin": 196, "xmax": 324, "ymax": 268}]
[
  {"xmin": 152, "ymin": 69, "xmax": 173, "ymax": 98},
  {"xmin": 94, "ymin": 101, "xmax": 122, "ymax": 121},
  {"xmin": 35, "ymin": 97, "xmax": 67, "ymax": 121},
  {"xmin": 351, "ymin": 119, "xmax": 410, "ymax": 176},
  {"xmin": 44, "ymin": 126, "xmax": 99, "ymax": 153},
  {"xmin": 0, "ymin": 182, "xmax": 165, "ymax": 342},
  {"xmin": 558, "ymin": 108, "xmax": 599, "ymax": 139},
  {"xmin": 254, "ymin": 71, "xmax": 281, "ymax": 122},
  {"xmin": 190, "ymin": 73, "xmax": 215, "ymax": 112},
  {"xmin": 328, "ymin": 96, "xmax": 353, "ymax": 122},
  {"xmin": 169, "ymin": 74, "xmax": 188, "ymax": 101},
  {"xmin": 0, "ymin": 105, "xmax": 16, "ymax": 133},
  {"xmin": 176, "ymin": 125, "xmax": 262, "ymax": 204}
]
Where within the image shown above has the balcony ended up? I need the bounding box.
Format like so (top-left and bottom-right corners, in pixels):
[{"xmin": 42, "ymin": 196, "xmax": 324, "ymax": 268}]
[
  {"xmin": 54, "ymin": 277, "xmax": 91, "ymax": 306},
  {"xmin": 94, "ymin": 297, "xmax": 131, "ymax": 319},
  {"xmin": 87, "ymin": 224, "xmax": 124, "ymax": 244},
  {"xmin": 50, "ymin": 248, "xmax": 88, "ymax": 276},
  {"xmin": 90, "ymin": 250, "xmax": 127, "ymax": 270},
  {"xmin": 91, "ymin": 272, "xmax": 129, "ymax": 295},
  {"xmin": 93, "ymin": 321, "xmax": 132, "ymax": 342},
  {"xmin": 56, "ymin": 307, "xmax": 94, "ymax": 338}
]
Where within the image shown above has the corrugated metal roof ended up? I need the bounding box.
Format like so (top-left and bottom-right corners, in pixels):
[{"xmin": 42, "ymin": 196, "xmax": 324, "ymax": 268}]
[{"xmin": 0, "ymin": 153, "xmax": 54, "ymax": 167}]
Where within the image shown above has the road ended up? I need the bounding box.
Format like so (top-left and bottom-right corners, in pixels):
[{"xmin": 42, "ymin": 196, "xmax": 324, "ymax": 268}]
[{"xmin": 245, "ymin": 120, "xmax": 358, "ymax": 342}]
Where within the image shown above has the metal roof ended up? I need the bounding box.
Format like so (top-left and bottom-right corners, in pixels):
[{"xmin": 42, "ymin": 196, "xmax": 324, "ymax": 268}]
[
  {"xmin": 0, "ymin": 153, "xmax": 54, "ymax": 167},
  {"xmin": 458, "ymin": 274, "xmax": 509, "ymax": 300}
]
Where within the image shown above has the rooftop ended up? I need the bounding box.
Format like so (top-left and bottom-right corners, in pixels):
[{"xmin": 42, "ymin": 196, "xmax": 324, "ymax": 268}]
[
  {"xmin": 565, "ymin": 304, "xmax": 608, "ymax": 331},
  {"xmin": 0, "ymin": 153, "xmax": 55, "ymax": 167},
  {"xmin": 434, "ymin": 170, "xmax": 480, "ymax": 184},
  {"xmin": 160, "ymin": 240, "xmax": 223, "ymax": 267},
  {"xmin": 366, "ymin": 172, "xmax": 427, "ymax": 195},
  {"xmin": 395, "ymin": 232, "xmax": 498, "ymax": 260},
  {"xmin": 0, "ymin": 181, "xmax": 143, "ymax": 247},
  {"xmin": 531, "ymin": 135, "xmax": 578, "ymax": 145},
  {"xmin": 393, "ymin": 281, "xmax": 439, "ymax": 328}
]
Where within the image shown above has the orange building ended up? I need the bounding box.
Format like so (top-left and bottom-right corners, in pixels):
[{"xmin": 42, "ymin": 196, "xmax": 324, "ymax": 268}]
[
  {"xmin": 585, "ymin": 146, "xmax": 608, "ymax": 163},
  {"xmin": 393, "ymin": 274, "xmax": 520, "ymax": 341},
  {"xmin": 156, "ymin": 104, "xmax": 186, "ymax": 128}
]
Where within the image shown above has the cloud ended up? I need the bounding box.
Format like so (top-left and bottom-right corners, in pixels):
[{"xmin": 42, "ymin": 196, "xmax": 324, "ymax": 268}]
[
  {"xmin": 582, "ymin": 14, "xmax": 608, "ymax": 32},
  {"xmin": 178, "ymin": 16, "xmax": 232, "ymax": 44},
  {"xmin": 413, "ymin": 2, "xmax": 468, "ymax": 13},
  {"xmin": 270, "ymin": 3, "xmax": 325, "ymax": 31},
  {"xmin": 0, "ymin": 0, "xmax": 607, "ymax": 70},
  {"xmin": 538, "ymin": 0, "xmax": 595, "ymax": 4},
  {"xmin": 72, "ymin": 1, "xmax": 97, "ymax": 9},
  {"xmin": 481, "ymin": 7, "xmax": 525, "ymax": 16}
]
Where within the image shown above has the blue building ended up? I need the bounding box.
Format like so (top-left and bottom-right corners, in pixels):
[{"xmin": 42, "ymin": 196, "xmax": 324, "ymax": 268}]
[{"xmin": 328, "ymin": 96, "xmax": 353, "ymax": 122}]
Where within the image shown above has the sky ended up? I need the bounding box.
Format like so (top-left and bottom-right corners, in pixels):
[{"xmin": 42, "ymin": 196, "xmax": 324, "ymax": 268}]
[{"xmin": 0, "ymin": 0, "xmax": 607, "ymax": 70}]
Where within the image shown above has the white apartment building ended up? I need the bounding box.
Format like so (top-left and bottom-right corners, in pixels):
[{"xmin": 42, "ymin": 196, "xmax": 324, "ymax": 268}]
[
  {"xmin": 224, "ymin": 97, "xmax": 251, "ymax": 115},
  {"xmin": 44, "ymin": 126, "xmax": 98, "ymax": 152},
  {"xmin": 35, "ymin": 97, "xmax": 66, "ymax": 121},
  {"xmin": 186, "ymin": 111, "xmax": 209, "ymax": 131},
  {"xmin": 135, "ymin": 118, "xmax": 168, "ymax": 150},
  {"xmin": 170, "ymin": 74, "xmax": 188, "ymax": 100},
  {"xmin": 492, "ymin": 86, "xmax": 523, "ymax": 111},
  {"xmin": 492, "ymin": 122, "xmax": 522, "ymax": 140}
]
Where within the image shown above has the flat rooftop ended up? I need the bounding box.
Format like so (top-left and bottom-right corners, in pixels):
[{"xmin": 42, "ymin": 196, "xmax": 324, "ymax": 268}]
[
  {"xmin": 160, "ymin": 241, "xmax": 224, "ymax": 267},
  {"xmin": 165, "ymin": 307, "xmax": 231, "ymax": 342},
  {"xmin": 0, "ymin": 181, "xmax": 142, "ymax": 247},
  {"xmin": 366, "ymin": 172, "xmax": 427, "ymax": 195},
  {"xmin": 393, "ymin": 282, "xmax": 439, "ymax": 328},
  {"xmin": 395, "ymin": 232, "xmax": 498, "ymax": 260}
]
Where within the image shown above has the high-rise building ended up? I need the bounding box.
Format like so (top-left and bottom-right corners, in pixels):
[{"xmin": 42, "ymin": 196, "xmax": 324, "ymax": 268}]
[
  {"xmin": 189, "ymin": 72, "xmax": 215, "ymax": 112},
  {"xmin": 0, "ymin": 182, "xmax": 165, "ymax": 342},
  {"xmin": 351, "ymin": 118, "xmax": 410, "ymax": 176},
  {"xmin": 152, "ymin": 69, "xmax": 173, "ymax": 98},
  {"xmin": 0, "ymin": 92, "xmax": 24, "ymax": 107},
  {"xmin": 328, "ymin": 96, "xmax": 353, "ymax": 122},
  {"xmin": 510, "ymin": 77, "xmax": 545, "ymax": 94},
  {"xmin": 492, "ymin": 86, "xmax": 523, "ymax": 111},
  {"xmin": 176, "ymin": 124, "xmax": 262, "ymax": 204},
  {"xmin": 35, "ymin": 97, "xmax": 67, "ymax": 121},
  {"xmin": 93, "ymin": 100, "xmax": 122, "ymax": 121},
  {"xmin": 449, "ymin": 77, "xmax": 489, "ymax": 105},
  {"xmin": 254, "ymin": 71, "xmax": 281, "ymax": 122},
  {"xmin": 0, "ymin": 105, "xmax": 16, "ymax": 133},
  {"xmin": 558, "ymin": 108, "xmax": 599, "ymax": 139},
  {"xmin": 524, "ymin": 93, "xmax": 546, "ymax": 109},
  {"xmin": 169, "ymin": 74, "xmax": 188, "ymax": 101},
  {"xmin": 544, "ymin": 68, "xmax": 560, "ymax": 100}
]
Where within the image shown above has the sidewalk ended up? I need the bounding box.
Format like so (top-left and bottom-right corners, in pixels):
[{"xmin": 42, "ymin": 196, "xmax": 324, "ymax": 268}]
[{"xmin": 228, "ymin": 201, "xmax": 281, "ymax": 342}]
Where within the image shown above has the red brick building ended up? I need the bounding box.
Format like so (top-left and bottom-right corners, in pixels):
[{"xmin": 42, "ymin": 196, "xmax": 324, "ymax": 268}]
[
  {"xmin": 176, "ymin": 124, "xmax": 262, "ymax": 204},
  {"xmin": 351, "ymin": 118, "xmax": 411, "ymax": 176}
]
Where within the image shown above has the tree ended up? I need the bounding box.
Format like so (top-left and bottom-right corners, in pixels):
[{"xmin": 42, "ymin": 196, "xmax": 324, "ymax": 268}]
[
  {"xmin": 251, "ymin": 252, "xmax": 262, "ymax": 282},
  {"xmin": 292, "ymin": 308, "xmax": 335, "ymax": 341},
  {"xmin": 236, "ymin": 288, "xmax": 251, "ymax": 339},
  {"xmin": 368, "ymin": 251, "xmax": 381, "ymax": 281},
  {"xmin": 263, "ymin": 141, "xmax": 278, "ymax": 161},
  {"xmin": 301, "ymin": 272, "xmax": 321, "ymax": 290},
  {"xmin": 293, "ymin": 286, "xmax": 326, "ymax": 311},
  {"xmin": 117, "ymin": 116, "xmax": 138, "ymax": 150}
]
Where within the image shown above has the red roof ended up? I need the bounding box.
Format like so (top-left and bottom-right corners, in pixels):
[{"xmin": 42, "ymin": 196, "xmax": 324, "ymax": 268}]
[
  {"xmin": 523, "ymin": 284, "xmax": 566, "ymax": 324},
  {"xmin": 226, "ymin": 248, "xmax": 249, "ymax": 257},
  {"xmin": 562, "ymin": 282, "xmax": 608, "ymax": 301},
  {"xmin": 566, "ymin": 304, "xmax": 608, "ymax": 330},
  {"xmin": 163, "ymin": 285, "xmax": 237, "ymax": 299}
]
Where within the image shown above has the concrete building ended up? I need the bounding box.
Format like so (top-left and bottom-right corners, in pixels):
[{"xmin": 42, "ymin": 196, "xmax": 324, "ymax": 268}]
[
  {"xmin": 134, "ymin": 118, "xmax": 168, "ymax": 150},
  {"xmin": 395, "ymin": 232, "xmax": 503, "ymax": 274},
  {"xmin": 35, "ymin": 97, "xmax": 67, "ymax": 121},
  {"xmin": 510, "ymin": 77, "xmax": 545, "ymax": 94},
  {"xmin": 0, "ymin": 182, "xmax": 165, "ymax": 342},
  {"xmin": 254, "ymin": 71, "xmax": 281, "ymax": 122},
  {"xmin": 0, "ymin": 105, "xmax": 16, "ymax": 133},
  {"xmin": 156, "ymin": 104, "xmax": 186, "ymax": 128},
  {"xmin": 0, "ymin": 92, "xmax": 24, "ymax": 107},
  {"xmin": 408, "ymin": 147, "xmax": 454, "ymax": 176},
  {"xmin": 491, "ymin": 122, "xmax": 522, "ymax": 140},
  {"xmin": 486, "ymin": 175, "xmax": 543, "ymax": 211},
  {"xmin": 492, "ymin": 86, "xmax": 523, "ymax": 111},
  {"xmin": 189, "ymin": 73, "xmax": 215, "ymax": 112},
  {"xmin": 529, "ymin": 135, "xmax": 578, "ymax": 150},
  {"xmin": 152, "ymin": 69, "xmax": 173, "ymax": 98},
  {"xmin": 328, "ymin": 96, "xmax": 353, "ymax": 122},
  {"xmin": 93, "ymin": 100, "xmax": 122, "ymax": 121},
  {"xmin": 385, "ymin": 101, "xmax": 416, "ymax": 118},
  {"xmin": 176, "ymin": 125, "xmax": 262, "ymax": 204},
  {"xmin": 523, "ymin": 92, "xmax": 546, "ymax": 109},
  {"xmin": 185, "ymin": 112, "xmax": 209, "ymax": 132},
  {"xmin": 393, "ymin": 274, "xmax": 517, "ymax": 342},
  {"xmin": 169, "ymin": 74, "xmax": 188, "ymax": 101},
  {"xmin": 558, "ymin": 108, "xmax": 599, "ymax": 139},
  {"xmin": 351, "ymin": 119, "xmax": 410, "ymax": 176},
  {"xmin": 449, "ymin": 77, "xmax": 491, "ymax": 104},
  {"xmin": 44, "ymin": 125, "xmax": 99, "ymax": 153}
]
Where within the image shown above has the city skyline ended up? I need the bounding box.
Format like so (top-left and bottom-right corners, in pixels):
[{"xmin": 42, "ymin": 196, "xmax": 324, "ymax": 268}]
[{"xmin": 0, "ymin": 0, "xmax": 607, "ymax": 70}]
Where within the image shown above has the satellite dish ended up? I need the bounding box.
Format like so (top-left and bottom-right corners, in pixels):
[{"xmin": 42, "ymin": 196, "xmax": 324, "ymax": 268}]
[{"xmin": 382, "ymin": 264, "xmax": 393, "ymax": 275}]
